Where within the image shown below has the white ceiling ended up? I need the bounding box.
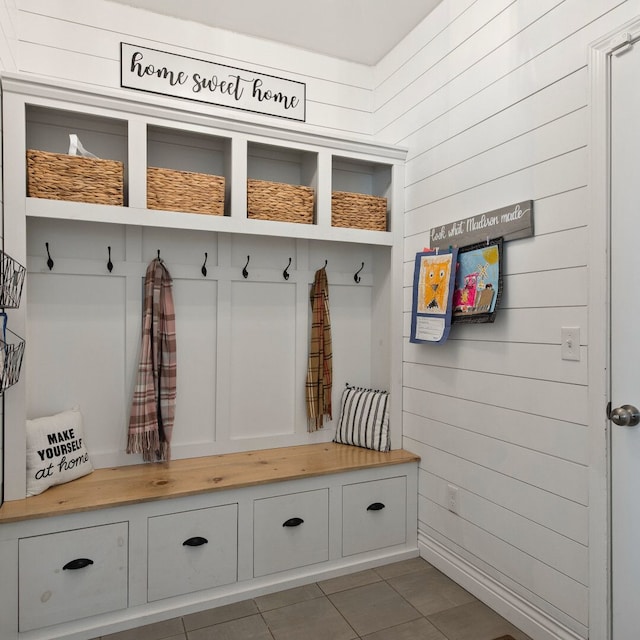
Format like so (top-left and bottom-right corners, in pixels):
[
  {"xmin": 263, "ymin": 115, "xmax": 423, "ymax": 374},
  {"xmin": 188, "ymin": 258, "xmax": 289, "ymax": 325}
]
[{"xmin": 109, "ymin": 0, "xmax": 442, "ymax": 65}]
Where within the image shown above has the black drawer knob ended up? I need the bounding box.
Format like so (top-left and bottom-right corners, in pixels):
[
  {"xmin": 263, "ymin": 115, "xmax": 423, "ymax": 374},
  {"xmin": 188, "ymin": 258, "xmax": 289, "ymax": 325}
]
[
  {"xmin": 367, "ymin": 502, "xmax": 386, "ymax": 511},
  {"xmin": 62, "ymin": 558, "xmax": 94, "ymax": 571},
  {"xmin": 282, "ymin": 517, "xmax": 304, "ymax": 527},
  {"xmin": 183, "ymin": 536, "xmax": 208, "ymax": 547}
]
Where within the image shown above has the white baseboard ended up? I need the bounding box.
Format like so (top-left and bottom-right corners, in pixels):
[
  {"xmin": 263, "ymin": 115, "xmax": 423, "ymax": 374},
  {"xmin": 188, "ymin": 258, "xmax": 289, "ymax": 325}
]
[
  {"xmin": 39, "ymin": 546, "xmax": 420, "ymax": 640},
  {"xmin": 418, "ymin": 533, "xmax": 585, "ymax": 640}
]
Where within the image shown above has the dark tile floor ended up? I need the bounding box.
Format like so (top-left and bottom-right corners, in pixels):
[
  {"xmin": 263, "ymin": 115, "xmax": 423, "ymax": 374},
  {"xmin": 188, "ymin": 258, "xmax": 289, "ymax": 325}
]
[{"xmin": 94, "ymin": 558, "xmax": 533, "ymax": 640}]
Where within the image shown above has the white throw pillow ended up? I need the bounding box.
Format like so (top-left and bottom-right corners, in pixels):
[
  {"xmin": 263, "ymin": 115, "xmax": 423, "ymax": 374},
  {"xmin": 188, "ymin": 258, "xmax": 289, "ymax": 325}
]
[
  {"xmin": 333, "ymin": 386, "xmax": 390, "ymax": 452},
  {"xmin": 26, "ymin": 408, "xmax": 93, "ymax": 497}
]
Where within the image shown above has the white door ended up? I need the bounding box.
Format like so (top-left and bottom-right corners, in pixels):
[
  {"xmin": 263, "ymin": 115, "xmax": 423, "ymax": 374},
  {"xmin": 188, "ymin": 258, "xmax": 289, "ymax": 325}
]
[{"xmin": 610, "ymin": 39, "xmax": 640, "ymax": 640}]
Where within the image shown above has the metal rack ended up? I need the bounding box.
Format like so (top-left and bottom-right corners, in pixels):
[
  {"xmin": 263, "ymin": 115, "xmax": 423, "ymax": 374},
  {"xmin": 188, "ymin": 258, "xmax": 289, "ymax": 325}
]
[{"xmin": 0, "ymin": 249, "xmax": 26, "ymax": 393}]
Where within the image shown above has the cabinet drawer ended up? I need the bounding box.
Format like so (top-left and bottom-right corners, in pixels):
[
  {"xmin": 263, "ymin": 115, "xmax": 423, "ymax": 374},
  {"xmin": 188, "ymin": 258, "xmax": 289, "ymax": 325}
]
[
  {"xmin": 253, "ymin": 489, "xmax": 328, "ymax": 577},
  {"xmin": 148, "ymin": 503, "xmax": 238, "ymax": 601},
  {"xmin": 342, "ymin": 476, "xmax": 406, "ymax": 556},
  {"xmin": 19, "ymin": 522, "xmax": 128, "ymax": 632}
]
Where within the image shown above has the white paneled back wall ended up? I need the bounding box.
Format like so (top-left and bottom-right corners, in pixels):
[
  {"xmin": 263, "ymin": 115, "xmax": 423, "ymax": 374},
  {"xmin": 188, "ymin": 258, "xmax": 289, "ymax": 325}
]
[
  {"xmin": 15, "ymin": 0, "xmax": 374, "ymax": 138},
  {"xmin": 24, "ymin": 218, "xmax": 382, "ymax": 467},
  {"xmin": 374, "ymin": 0, "xmax": 640, "ymax": 638}
]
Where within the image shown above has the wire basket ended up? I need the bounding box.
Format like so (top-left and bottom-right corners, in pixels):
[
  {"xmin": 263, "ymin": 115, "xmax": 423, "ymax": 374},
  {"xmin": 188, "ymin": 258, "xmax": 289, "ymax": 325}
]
[
  {"xmin": 0, "ymin": 327, "xmax": 25, "ymax": 393},
  {"xmin": 0, "ymin": 250, "xmax": 26, "ymax": 309}
]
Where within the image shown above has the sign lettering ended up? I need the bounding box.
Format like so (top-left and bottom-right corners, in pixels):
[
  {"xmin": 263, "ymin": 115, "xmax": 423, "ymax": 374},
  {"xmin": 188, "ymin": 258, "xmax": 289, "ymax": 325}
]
[
  {"xmin": 429, "ymin": 200, "xmax": 534, "ymax": 249},
  {"xmin": 120, "ymin": 43, "xmax": 306, "ymax": 122}
]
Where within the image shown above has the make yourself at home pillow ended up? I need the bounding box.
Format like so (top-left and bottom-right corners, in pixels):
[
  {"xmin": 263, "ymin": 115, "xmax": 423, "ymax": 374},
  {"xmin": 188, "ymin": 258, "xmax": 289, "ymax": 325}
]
[
  {"xmin": 26, "ymin": 407, "xmax": 93, "ymax": 497},
  {"xmin": 333, "ymin": 385, "xmax": 390, "ymax": 452}
]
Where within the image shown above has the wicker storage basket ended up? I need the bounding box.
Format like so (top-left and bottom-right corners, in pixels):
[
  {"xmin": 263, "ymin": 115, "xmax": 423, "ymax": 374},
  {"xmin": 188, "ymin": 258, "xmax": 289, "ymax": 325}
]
[
  {"xmin": 247, "ymin": 179, "xmax": 314, "ymax": 224},
  {"xmin": 27, "ymin": 149, "xmax": 124, "ymax": 206},
  {"xmin": 331, "ymin": 191, "xmax": 388, "ymax": 231},
  {"xmin": 147, "ymin": 167, "xmax": 225, "ymax": 216}
]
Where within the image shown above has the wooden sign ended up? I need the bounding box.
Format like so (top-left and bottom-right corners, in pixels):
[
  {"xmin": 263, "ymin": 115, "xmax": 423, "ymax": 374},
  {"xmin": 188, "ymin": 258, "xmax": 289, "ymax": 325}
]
[
  {"xmin": 429, "ymin": 200, "xmax": 533, "ymax": 249},
  {"xmin": 120, "ymin": 43, "xmax": 306, "ymax": 122}
]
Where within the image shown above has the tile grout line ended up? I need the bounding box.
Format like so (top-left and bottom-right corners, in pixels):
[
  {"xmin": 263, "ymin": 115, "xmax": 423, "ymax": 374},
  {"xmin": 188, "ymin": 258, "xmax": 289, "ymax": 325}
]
[
  {"xmin": 95, "ymin": 558, "xmax": 531, "ymax": 640},
  {"xmin": 318, "ymin": 581, "xmax": 363, "ymax": 640}
]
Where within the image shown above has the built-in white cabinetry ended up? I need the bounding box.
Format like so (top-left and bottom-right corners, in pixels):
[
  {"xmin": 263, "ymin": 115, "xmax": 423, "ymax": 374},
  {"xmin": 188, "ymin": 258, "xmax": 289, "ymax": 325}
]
[
  {"xmin": 18, "ymin": 522, "xmax": 129, "ymax": 632},
  {"xmin": 1, "ymin": 74, "xmax": 406, "ymax": 502},
  {"xmin": 147, "ymin": 503, "xmax": 238, "ymax": 601},
  {"xmin": 342, "ymin": 476, "xmax": 407, "ymax": 556},
  {"xmin": 253, "ymin": 488, "xmax": 329, "ymax": 577},
  {"xmin": 0, "ymin": 462, "xmax": 418, "ymax": 640},
  {"xmin": 0, "ymin": 73, "xmax": 411, "ymax": 639}
]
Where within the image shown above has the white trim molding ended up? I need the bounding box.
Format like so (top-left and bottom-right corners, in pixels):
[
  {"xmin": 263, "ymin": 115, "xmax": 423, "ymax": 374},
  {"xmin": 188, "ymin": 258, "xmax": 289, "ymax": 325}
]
[
  {"xmin": 587, "ymin": 15, "xmax": 640, "ymax": 640},
  {"xmin": 419, "ymin": 533, "xmax": 583, "ymax": 640}
]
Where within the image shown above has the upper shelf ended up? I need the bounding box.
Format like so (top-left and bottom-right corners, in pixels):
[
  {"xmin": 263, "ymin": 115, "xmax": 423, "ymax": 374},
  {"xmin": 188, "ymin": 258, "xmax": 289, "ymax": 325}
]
[
  {"xmin": 25, "ymin": 197, "xmax": 397, "ymax": 245},
  {"xmin": 5, "ymin": 74, "xmax": 407, "ymax": 247}
]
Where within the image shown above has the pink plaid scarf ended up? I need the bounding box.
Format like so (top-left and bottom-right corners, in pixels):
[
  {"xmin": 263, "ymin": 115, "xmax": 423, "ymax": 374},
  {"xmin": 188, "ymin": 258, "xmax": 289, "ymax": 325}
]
[{"xmin": 127, "ymin": 258, "xmax": 177, "ymax": 462}]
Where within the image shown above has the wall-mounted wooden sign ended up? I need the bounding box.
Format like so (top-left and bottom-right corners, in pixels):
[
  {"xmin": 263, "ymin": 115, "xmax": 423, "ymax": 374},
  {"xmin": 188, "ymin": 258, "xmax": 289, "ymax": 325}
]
[
  {"xmin": 120, "ymin": 43, "xmax": 306, "ymax": 122},
  {"xmin": 429, "ymin": 200, "xmax": 533, "ymax": 249}
]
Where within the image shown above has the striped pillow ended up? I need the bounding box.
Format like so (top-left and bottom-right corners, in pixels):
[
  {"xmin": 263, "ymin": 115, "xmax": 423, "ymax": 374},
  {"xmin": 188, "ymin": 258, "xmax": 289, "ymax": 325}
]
[{"xmin": 333, "ymin": 386, "xmax": 390, "ymax": 452}]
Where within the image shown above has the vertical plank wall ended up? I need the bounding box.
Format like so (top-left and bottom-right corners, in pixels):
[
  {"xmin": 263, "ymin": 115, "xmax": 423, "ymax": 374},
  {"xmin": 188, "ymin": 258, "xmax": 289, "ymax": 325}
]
[
  {"xmin": 374, "ymin": 1, "xmax": 639, "ymax": 638},
  {"xmin": 0, "ymin": 0, "xmax": 18, "ymax": 504}
]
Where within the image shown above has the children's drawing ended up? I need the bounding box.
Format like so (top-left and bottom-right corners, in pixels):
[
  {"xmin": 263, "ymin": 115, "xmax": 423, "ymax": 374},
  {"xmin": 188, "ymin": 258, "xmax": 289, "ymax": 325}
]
[
  {"xmin": 452, "ymin": 239, "xmax": 502, "ymax": 324},
  {"xmin": 411, "ymin": 247, "xmax": 458, "ymax": 344},
  {"xmin": 418, "ymin": 254, "xmax": 454, "ymax": 314}
]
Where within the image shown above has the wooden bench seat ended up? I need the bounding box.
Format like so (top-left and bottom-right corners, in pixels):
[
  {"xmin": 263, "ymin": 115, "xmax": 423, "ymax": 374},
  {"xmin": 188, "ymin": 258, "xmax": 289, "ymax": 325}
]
[{"xmin": 0, "ymin": 442, "xmax": 419, "ymax": 524}]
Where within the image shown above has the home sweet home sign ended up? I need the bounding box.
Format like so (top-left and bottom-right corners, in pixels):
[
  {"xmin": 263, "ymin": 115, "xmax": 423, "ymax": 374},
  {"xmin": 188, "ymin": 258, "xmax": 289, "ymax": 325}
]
[{"xmin": 120, "ymin": 43, "xmax": 306, "ymax": 121}]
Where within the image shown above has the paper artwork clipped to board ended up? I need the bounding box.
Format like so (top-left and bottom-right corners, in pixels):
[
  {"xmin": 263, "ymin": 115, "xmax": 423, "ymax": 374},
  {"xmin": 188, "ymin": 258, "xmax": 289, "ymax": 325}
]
[
  {"xmin": 410, "ymin": 247, "xmax": 458, "ymax": 344},
  {"xmin": 452, "ymin": 238, "xmax": 502, "ymax": 324}
]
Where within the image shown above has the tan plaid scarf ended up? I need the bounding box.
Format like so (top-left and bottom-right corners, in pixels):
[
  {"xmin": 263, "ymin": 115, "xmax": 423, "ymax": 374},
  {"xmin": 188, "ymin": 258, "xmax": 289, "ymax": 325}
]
[
  {"xmin": 306, "ymin": 266, "xmax": 332, "ymax": 431},
  {"xmin": 127, "ymin": 258, "xmax": 177, "ymax": 462}
]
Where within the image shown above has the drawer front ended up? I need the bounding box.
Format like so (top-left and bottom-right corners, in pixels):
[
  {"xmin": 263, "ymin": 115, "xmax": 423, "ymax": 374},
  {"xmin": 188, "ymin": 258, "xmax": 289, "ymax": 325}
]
[
  {"xmin": 342, "ymin": 476, "xmax": 407, "ymax": 556},
  {"xmin": 19, "ymin": 522, "xmax": 128, "ymax": 632},
  {"xmin": 148, "ymin": 503, "xmax": 238, "ymax": 601},
  {"xmin": 253, "ymin": 489, "xmax": 328, "ymax": 577}
]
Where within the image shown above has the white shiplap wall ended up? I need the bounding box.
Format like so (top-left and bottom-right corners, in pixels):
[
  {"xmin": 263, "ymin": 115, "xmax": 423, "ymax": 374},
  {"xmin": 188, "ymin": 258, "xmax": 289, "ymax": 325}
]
[
  {"xmin": 374, "ymin": 1, "xmax": 639, "ymax": 638},
  {"xmin": 14, "ymin": 0, "xmax": 375, "ymax": 138},
  {"xmin": 2, "ymin": 0, "xmax": 634, "ymax": 637}
]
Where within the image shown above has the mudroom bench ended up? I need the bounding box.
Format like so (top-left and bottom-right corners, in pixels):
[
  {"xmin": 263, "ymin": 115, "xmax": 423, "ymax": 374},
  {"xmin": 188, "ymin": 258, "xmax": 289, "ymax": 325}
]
[{"xmin": 0, "ymin": 443, "xmax": 419, "ymax": 640}]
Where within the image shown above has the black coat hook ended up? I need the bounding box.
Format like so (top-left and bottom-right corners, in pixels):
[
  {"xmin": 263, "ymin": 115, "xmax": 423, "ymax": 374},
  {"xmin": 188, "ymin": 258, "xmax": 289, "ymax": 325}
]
[
  {"xmin": 242, "ymin": 255, "xmax": 250, "ymax": 279},
  {"xmin": 283, "ymin": 257, "xmax": 292, "ymax": 280},
  {"xmin": 157, "ymin": 249, "xmax": 162, "ymax": 262},
  {"xmin": 107, "ymin": 246, "xmax": 113, "ymax": 273},
  {"xmin": 322, "ymin": 259, "xmax": 328, "ymax": 269},
  {"xmin": 45, "ymin": 242, "xmax": 54, "ymax": 271},
  {"xmin": 201, "ymin": 252, "xmax": 208, "ymax": 277},
  {"xmin": 354, "ymin": 262, "xmax": 364, "ymax": 283}
]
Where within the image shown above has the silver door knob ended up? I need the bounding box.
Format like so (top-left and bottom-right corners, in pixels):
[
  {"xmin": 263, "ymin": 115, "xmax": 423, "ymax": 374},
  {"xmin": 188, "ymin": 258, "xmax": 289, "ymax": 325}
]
[{"xmin": 610, "ymin": 404, "xmax": 640, "ymax": 427}]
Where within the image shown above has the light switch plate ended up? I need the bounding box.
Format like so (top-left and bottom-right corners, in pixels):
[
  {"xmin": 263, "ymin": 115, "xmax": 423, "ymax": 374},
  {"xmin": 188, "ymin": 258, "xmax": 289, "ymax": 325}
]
[{"xmin": 561, "ymin": 327, "xmax": 580, "ymax": 361}]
